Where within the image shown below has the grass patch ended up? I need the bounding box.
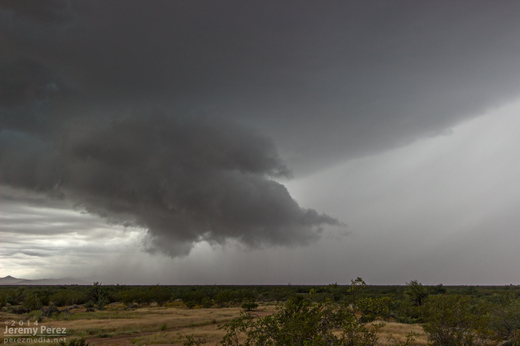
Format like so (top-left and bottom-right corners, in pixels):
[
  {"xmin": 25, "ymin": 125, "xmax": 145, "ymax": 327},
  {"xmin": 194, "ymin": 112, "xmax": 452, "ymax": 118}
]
[{"xmin": 56, "ymin": 310, "xmax": 141, "ymax": 320}]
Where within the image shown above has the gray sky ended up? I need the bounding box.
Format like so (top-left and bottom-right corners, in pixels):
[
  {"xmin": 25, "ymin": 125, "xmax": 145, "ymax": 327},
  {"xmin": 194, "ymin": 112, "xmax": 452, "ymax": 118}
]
[{"xmin": 1, "ymin": 1, "xmax": 520, "ymax": 285}]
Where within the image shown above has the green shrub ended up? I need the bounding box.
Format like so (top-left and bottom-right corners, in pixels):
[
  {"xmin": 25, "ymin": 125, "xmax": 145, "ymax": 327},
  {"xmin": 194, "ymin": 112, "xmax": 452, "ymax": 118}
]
[
  {"xmin": 215, "ymin": 291, "xmax": 232, "ymax": 307},
  {"xmin": 0, "ymin": 293, "xmax": 6, "ymax": 309},
  {"xmin": 54, "ymin": 311, "xmax": 72, "ymax": 321},
  {"xmin": 51, "ymin": 289, "xmax": 86, "ymax": 307},
  {"xmin": 184, "ymin": 301, "xmax": 196, "ymax": 309},
  {"xmin": 23, "ymin": 293, "xmax": 42, "ymax": 311},
  {"xmin": 241, "ymin": 300, "xmax": 258, "ymax": 312},
  {"xmin": 489, "ymin": 297, "xmax": 520, "ymax": 343},
  {"xmin": 96, "ymin": 297, "xmax": 109, "ymax": 310},
  {"xmin": 28, "ymin": 310, "xmax": 43, "ymax": 323},
  {"xmin": 201, "ymin": 297, "xmax": 213, "ymax": 308},
  {"xmin": 429, "ymin": 284, "xmax": 447, "ymax": 295},
  {"xmin": 422, "ymin": 294, "xmax": 491, "ymax": 345},
  {"xmin": 219, "ymin": 295, "xmax": 384, "ymax": 346},
  {"xmin": 183, "ymin": 334, "xmax": 207, "ymax": 345},
  {"xmin": 356, "ymin": 296, "xmax": 391, "ymax": 323},
  {"xmin": 59, "ymin": 338, "xmax": 89, "ymax": 346}
]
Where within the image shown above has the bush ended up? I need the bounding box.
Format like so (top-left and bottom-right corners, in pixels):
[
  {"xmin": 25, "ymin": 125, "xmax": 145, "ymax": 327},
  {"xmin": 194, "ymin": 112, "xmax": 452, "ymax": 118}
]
[
  {"xmin": 356, "ymin": 296, "xmax": 391, "ymax": 323},
  {"xmin": 215, "ymin": 291, "xmax": 232, "ymax": 307},
  {"xmin": 269, "ymin": 287, "xmax": 293, "ymax": 303},
  {"xmin": 241, "ymin": 300, "xmax": 258, "ymax": 312},
  {"xmin": 28, "ymin": 310, "xmax": 43, "ymax": 323},
  {"xmin": 182, "ymin": 290, "xmax": 209, "ymax": 309},
  {"xmin": 422, "ymin": 294, "xmax": 491, "ymax": 345},
  {"xmin": 105, "ymin": 302, "xmax": 127, "ymax": 311},
  {"xmin": 150, "ymin": 286, "xmax": 171, "ymax": 306},
  {"xmin": 51, "ymin": 289, "xmax": 87, "ymax": 307},
  {"xmin": 489, "ymin": 297, "xmax": 520, "ymax": 343},
  {"xmin": 219, "ymin": 295, "xmax": 384, "ymax": 346},
  {"xmin": 0, "ymin": 293, "xmax": 6, "ymax": 309},
  {"xmin": 23, "ymin": 293, "xmax": 42, "ymax": 311},
  {"xmin": 184, "ymin": 300, "xmax": 196, "ymax": 309},
  {"xmin": 201, "ymin": 297, "xmax": 213, "ymax": 308},
  {"xmin": 96, "ymin": 297, "xmax": 109, "ymax": 310},
  {"xmin": 119, "ymin": 288, "xmax": 147, "ymax": 304},
  {"xmin": 59, "ymin": 338, "xmax": 89, "ymax": 346},
  {"xmin": 183, "ymin": 334, "xmax": 207, "ymax": 345},
  {"xmin": 429, "ymin": 284, "xmax": 447, "ymax": 295},
  {"xmin": 388, "ymin": 298, "xmax": 422, "ymax": 324}
]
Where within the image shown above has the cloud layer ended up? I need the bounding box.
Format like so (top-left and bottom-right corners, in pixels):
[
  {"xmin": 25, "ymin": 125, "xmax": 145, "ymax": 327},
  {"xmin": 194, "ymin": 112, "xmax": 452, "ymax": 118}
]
[
  {"xmin": 3, "ymin": 2, "xmax": 520, "ymax": 171},
  {"xmin": 2, "ymin": 1, "xmax": 520, "ymax": 260}
]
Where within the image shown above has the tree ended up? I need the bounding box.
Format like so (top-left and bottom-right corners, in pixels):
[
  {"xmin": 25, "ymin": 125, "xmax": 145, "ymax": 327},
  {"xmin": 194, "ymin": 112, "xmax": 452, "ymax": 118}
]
[
  {"xmin": 327, "ymin": 283, "xmax": 344, "ymax": 302},
  {"xmin": 429, "ymin": 284, "xmax": 447, "ymax": 295},
  {"xmin": 404, "ymin": 280, "xmax": 428, "ymax": 306},
  {"xmin": 348, "ymin": 277, "xmax": 366, "ymax": 307},
  {"xmin": 89, "ymin": 282, "xmax": 108, "ymax": 310}
]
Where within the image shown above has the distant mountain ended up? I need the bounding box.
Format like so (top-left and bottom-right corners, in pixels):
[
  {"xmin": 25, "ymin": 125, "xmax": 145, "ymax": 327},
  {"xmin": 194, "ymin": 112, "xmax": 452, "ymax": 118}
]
[
  {"xmin": 0, "ymin": 275, "xmax": 26, "ymax": 285},
  {"xmin": 0, "ymin": 275, "xmax": 88, "ymax": 285}
]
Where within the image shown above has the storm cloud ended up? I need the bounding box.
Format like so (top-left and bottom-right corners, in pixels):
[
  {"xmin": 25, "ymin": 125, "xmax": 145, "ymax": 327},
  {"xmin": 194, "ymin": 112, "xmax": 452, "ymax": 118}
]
[
  {"xmin": 1, "ymin": 112, "xmax": 338, "ymax": 256},
  {"xmin": 2, "ymin": 1, "xmax": 520, "ymax": 265}
]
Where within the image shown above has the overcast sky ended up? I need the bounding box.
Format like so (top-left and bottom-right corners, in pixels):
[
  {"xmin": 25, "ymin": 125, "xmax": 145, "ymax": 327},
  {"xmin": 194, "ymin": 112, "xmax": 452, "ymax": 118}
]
[{"xmin": 1, "ymin": 1, "xmax": 520, "ymax": 285}]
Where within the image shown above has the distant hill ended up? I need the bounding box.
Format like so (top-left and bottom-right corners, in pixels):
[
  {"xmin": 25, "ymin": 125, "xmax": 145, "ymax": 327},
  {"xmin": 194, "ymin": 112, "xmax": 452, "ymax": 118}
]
[
  {"xmin": 0, "ymin": 275, "xmax": 25, "ymax": 285},
  {"xmin": 0, "ymin": 275, "xmax": 88, "ymax": 285}
]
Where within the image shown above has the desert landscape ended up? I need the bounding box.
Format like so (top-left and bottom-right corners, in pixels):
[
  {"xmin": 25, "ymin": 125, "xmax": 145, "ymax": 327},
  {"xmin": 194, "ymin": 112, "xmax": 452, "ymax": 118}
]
[
  {"xmin": 2, "ymin": 301, "xmax": 428, "ymax": 345},
  {"xmin": 2, "ymin": 2, "xmax": 520, "ymax": 345},
  {"xmin": 1, "ymin": 279, "xmax": 518, "ymax": 345},
  {"xmin": 1, "ymin": 304, "xmax": 428, "ymax": 345}
]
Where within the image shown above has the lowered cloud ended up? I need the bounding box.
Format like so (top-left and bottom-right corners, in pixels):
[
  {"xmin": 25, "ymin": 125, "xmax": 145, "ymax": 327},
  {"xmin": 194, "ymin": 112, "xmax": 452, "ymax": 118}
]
[{"xmin": 0, "ymin": 113, "xmax": 338, "ymax": 256}]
